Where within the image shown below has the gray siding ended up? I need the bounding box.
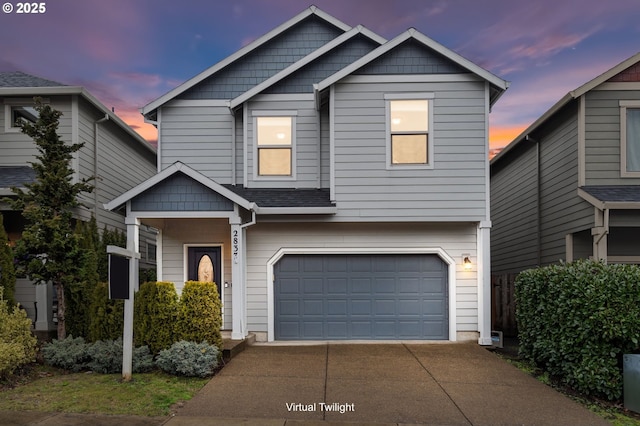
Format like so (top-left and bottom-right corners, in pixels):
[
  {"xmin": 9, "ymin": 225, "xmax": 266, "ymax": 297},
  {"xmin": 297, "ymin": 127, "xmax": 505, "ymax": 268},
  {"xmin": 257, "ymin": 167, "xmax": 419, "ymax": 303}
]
[
  {"xmin": 0, "ymin": 96, "xmax": 72, "ymax": 166},
  {"xmin": 131, "ymin": 172, "xmax": 234, "ymax": 211},
  {"xmin": 246, "ymin": 96, "xmax": 320, "ymax": 189},
  {"xmin": 490, "ymin": 142, "xmax": 539, "ymax": 275},
  {"xmin": 160, "ymin": 105, "xmax": 234, "ymax": 182},
  {"xmin": 332, "ymin": 79, "xmax": 488, "ymax": 221},
  {"xmin": 179, "ymin": 16, "xmax": 344, "ymax": 100},
  {"xmin": 491, "ymin": 103, "xmax": 593, "ymax": 274},
  {"xmin": 585, "ymin": 89, "xmax": 640, "ymax": 185}
]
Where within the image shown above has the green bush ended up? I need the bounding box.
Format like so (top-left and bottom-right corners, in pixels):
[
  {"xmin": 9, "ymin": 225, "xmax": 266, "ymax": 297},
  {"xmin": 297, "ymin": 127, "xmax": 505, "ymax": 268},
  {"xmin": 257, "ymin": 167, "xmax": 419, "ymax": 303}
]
[
  {"xmin": 88, "ymin": 282, "xmax": 124, "ymax": 342},
  {"xmin": 134, "ymin": 281, "xmax": 179, "ymax": 354},
  {"xmin": 176, "ymin": 281, "xmax": 222, "ymax": 350},
  {"xmin": 0, "ymin": 290, "xmax": 37, "ymax": 379},
  {"xmin": 0, "ymin": 213, "xmax": 16, "ymax": 307},
  {"xmin": 86, "ymin": 338, "xmax": 154, "ymax": 374},
  {"xmin": 156, "ymin": 340, "xmax": 220, "ymax": 377},
  {"xmin": 41, "ymin": 336, "xmax": 91, "ymax": 372},
  {"xmin": 515, "ymin": 260, "xmax": 640, "ymax": 400}
]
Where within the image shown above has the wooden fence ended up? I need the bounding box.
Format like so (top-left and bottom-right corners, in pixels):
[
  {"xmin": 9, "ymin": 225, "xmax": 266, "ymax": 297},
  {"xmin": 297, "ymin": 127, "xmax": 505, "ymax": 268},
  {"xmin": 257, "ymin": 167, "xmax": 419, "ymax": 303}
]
[{"xmin": 491, "ymin": 273, "xmax": 518, "ymax": 336}]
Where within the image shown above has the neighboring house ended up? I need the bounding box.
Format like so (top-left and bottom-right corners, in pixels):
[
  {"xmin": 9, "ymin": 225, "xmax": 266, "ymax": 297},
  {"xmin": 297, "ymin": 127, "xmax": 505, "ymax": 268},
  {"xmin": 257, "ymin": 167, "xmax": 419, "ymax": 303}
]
[
  {"xmin": 0, "ymin": 71, "xmax": 157, "ymax": 332},
  {"xmin": 106, "ymin": 6, "xmax": 508, "ymax": 343},
  {"xmin": 491, "ymin": 52, "xmax": 640, "ymax": 276}
]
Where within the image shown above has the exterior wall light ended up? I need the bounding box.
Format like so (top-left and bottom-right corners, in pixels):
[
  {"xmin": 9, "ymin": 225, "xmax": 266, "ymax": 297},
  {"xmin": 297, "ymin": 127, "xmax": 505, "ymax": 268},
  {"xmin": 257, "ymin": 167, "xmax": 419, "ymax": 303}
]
[{"xmin": 462, "ymin": 254, "xmax": 472, "ymax": 270}]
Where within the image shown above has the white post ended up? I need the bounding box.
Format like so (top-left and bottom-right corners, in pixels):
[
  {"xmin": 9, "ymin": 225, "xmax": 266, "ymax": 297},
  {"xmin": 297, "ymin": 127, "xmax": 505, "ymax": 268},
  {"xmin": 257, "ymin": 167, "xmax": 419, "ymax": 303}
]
[
  {"xmin": 122, "ymin": 217, "xmax": 140, "ymax": 381},
  {"xmin": 477, "ymin": 221, "xmax": 492, "ymax": 346},
  {"xmin": 230, "ymin": 220, "xmax": 244, "ymax": 340}
]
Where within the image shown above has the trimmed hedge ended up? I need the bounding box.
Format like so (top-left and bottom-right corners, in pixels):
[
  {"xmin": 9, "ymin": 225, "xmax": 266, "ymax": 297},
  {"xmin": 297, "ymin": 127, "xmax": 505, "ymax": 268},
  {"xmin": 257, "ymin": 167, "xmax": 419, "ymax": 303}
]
[
  {"xmin": 134, "ymin": 281, "xmax": 179, "ymax": 354},
  {"xmin": 88, "ymin": 282, "xmax": 124, "ymax": 342},
  {"xmin": 515, "ymin": 260, "xmax": 640, "ymax": 400},
  {"xmin": 176, "ymin": 281, "xmax": 223, "ymax": 351}
]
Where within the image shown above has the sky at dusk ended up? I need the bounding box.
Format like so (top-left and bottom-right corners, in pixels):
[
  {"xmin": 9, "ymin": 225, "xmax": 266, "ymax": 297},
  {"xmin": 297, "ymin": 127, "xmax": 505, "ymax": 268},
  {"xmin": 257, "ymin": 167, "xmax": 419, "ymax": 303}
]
[{"xmin": 1, "ymin": 0, "xmax": 639, "ymax": 151}]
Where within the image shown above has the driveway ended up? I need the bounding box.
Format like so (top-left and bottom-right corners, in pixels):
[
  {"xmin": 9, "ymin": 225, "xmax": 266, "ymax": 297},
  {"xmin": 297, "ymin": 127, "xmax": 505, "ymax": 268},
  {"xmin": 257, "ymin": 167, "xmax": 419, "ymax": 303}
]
[{"xmin": 169, "ymin": 342, "xmax": 609, "ymax": 425}]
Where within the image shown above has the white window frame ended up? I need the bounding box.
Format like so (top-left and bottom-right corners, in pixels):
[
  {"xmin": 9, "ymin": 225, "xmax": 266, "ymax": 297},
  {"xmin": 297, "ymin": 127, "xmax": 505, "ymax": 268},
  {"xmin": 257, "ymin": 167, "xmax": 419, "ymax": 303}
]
[
  {"xmin": 385, "ymin": 93, "xmax": 435, "ymax": 170},
  {"xmin": 620, "ymin": 100, "xmax": 640, "ymax": 177},
  {"xmin": 252, "ymin": 111, "xmax": 297, "ymax": 181},
  {"xmin": 3, "ymin": 98, "xmax": 42, "ymax": 133}
]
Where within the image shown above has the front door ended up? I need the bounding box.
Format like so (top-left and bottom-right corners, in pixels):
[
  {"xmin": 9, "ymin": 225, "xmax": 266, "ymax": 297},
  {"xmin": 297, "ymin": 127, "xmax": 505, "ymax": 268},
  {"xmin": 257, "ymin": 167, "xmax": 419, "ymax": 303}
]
[{"xmin": 187, "ymin": 246, "xmax": 222, "ymax": 298}]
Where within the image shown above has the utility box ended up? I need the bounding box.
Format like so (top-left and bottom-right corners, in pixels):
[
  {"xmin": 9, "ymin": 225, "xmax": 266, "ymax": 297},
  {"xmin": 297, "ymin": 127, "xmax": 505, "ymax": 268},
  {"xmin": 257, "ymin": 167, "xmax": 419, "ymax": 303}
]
[
  {"xmin": 491, "ymin": 330, "xmax": 504, "ymax": 349},
  {"xmin": 624, "ymin": 354, "xmax": 640, "ymax": 414}
]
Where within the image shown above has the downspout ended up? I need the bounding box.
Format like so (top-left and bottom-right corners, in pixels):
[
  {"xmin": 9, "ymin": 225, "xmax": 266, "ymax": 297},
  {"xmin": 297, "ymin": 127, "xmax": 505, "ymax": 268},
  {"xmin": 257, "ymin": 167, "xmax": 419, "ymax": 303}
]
[{"xmin": 94, "ymin": 114, "xmax": 110, "ymax": 219}]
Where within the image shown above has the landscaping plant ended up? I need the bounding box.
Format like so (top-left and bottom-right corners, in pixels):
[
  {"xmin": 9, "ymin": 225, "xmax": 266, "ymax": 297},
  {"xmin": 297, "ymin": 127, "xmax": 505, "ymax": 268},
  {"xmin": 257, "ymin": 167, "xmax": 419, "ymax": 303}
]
[
  {"xmin": 176, "ymin": 281, "xmax": 223, "ymax": 350},
  {"xmin": 156, "ymin": 340, "xmax": 220, "ymax": 378},
  {"xmin": 0, "ymin": 289, "xmax": 37, "ymax": 379},
  {"xmin": 134, "ymin": 281, "xmax": 179, "ymax": 354},
  {"xmin": 515, "ymin": 260, "xmax": 640, "ymax": 400}
]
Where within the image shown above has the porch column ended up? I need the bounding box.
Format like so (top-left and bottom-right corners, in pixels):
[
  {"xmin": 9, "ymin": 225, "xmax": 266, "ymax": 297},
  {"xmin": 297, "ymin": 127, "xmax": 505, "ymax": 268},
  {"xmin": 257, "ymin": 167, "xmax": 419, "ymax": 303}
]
[
  {"xmin": 122, "ymin": 216, "xmax": 140, "ymax": 381},
  {"xmin": 477, "ymin": 221, "xmax": 492, "ymax": 345},
  {"xmin": 592, "ymin": 208, "xmax": 609, "ymax": 263},
  {"xmin": 230, "ymin": 219, "xmax": 246, "ymax": 340}
]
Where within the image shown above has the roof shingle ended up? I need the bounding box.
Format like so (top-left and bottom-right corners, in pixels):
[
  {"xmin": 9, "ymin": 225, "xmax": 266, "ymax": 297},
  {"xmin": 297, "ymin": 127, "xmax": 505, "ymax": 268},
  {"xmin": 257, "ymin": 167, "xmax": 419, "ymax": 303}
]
[
  {"xmin": 581, "ymin": 185, "xmax": 640, "ymax": 203},
  {"xmin": 0, "ymin": 71, "xmax": 66, "ymax": 88}
]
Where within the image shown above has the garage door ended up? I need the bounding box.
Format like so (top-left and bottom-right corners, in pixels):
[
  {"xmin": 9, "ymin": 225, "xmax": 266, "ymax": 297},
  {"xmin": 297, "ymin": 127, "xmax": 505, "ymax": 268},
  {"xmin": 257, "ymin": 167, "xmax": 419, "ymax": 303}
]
[{"xmin": 274, "ymin": 254, "xmax": 448, "ymax": 340}]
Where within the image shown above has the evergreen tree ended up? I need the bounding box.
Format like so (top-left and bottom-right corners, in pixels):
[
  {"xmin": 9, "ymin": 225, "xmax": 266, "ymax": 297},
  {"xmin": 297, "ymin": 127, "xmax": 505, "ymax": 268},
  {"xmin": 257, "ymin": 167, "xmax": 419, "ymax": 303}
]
[
  {"xmin": 5, "ymin": 99, "xmax": 93, "ymax": 339},
  {"xmin": 0, "ymin": 213, "xmax": 16, "ymax": 307}
]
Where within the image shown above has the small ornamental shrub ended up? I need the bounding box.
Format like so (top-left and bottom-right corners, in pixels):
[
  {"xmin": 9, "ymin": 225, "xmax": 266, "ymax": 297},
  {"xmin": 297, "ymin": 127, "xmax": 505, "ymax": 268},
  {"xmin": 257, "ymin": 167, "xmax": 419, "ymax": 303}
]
[
  {"xmin": 0, "ymin": 290, "xmax": 37, "ymax": 379},
  {"xmin": 176, "ymin": 281, "xmax": 222, "ymax": 350},
  {"xmin": 515, "ymin": 260, "xmax": 640, "ymax": 400},
  {"xmin": 88, "ymin": 282, "xmax": 123, "ymax": 342},
  {"xmin": 156, "ymin": 340, "xmax": 220, "ymax": 378},
  {"xmin": 134, "ymin": 281, "xmax": 179, "ymax": 354},
  {"xmin": 86, "ymin": 338, "xmax": 154, "ymax": 374},
  {"xmin": 41, "ymin": 336, "xmax": 91, "ymax": 372}
]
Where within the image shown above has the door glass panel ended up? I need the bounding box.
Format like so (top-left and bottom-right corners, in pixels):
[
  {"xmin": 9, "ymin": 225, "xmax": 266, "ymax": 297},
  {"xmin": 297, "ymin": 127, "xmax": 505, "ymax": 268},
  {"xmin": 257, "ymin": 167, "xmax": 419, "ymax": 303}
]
[{"xmin": 197, "ymin": 254, "xmax": 215, "ymax": 282}]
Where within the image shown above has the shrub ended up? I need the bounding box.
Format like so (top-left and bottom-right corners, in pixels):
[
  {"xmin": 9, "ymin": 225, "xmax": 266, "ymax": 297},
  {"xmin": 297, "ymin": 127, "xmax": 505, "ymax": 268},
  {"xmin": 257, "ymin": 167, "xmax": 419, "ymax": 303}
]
[
  {"xmin": 0, "ymin": 213, "xmax": 16, "ymax": 307},
  {"xmin": 176, "ymin": 281, "xmax": 222, "ymax": 350},
  {"xmin": 156, "ymin": 340, "xmax": 220, "ymax": 377},
  {"xmin": 41, "ymin": 336, "xmax": 91, "ymax": 372},
  {"xmin": 0, "ymin": 290, "xmax": 37, "ymax": 379},
  {"xmin": 88, "ymin": 282, "xmax": 124, "ymax": 342},
  {"xmin": 86, "ymin": 338, "xmax": 154, "ymax": 374},
  {"xmin": 134, "ymin": 281, "xmax": 179, "ymax": 354},
  {"xmin": 515, "ymin": 260, "xmax": 640, "ymax": 400}
]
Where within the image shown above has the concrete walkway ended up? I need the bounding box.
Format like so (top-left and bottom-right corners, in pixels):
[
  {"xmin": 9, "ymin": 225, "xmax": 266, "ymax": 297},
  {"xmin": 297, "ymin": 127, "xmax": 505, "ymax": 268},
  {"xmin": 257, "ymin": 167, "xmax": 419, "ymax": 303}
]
[{"xmin": 0, "ymin": 343, "xmax": 610, "ymax": 425}]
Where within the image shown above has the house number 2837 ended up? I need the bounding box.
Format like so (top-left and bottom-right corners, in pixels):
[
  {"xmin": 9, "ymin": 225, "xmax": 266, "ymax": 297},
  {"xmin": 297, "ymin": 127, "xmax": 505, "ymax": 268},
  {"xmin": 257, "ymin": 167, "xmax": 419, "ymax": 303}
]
[{"xmin": 233, "ymin": 230, "xmax": 239, "ymax": 263}]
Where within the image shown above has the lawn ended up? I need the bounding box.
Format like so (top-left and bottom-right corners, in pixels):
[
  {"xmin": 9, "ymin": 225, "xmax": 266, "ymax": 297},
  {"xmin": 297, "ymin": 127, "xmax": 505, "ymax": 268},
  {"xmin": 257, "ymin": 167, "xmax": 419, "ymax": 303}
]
[{"xmin": 0, "ymin": 365, "xmax": 208, "ymax": 417}]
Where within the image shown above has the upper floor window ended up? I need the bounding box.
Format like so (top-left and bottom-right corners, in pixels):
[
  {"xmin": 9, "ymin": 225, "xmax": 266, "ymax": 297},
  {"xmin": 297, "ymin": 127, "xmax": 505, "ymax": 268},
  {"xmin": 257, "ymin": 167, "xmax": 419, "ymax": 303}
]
[
  {"xmin": 385, "ymin": 94, "xmax": 434, "ymax": 169},
  {"xmin": 620, "ymin": 101, "xmax": 640, "ymax": 177},
  {"xmin": 255, "ymin": 115, "xmax": 295, "ymax": 177},
  {"xmin": 4, "ymin": 102, "xmax": 39, "ymax": 132}
]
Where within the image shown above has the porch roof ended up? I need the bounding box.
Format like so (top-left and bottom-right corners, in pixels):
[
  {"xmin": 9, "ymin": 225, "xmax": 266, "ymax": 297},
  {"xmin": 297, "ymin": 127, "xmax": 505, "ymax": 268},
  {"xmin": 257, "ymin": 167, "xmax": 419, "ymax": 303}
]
[
  {"xmin": 578, "ymin": 185, "xmax": 640, "ymax": 209},
  {"xmin": 0, "ymin": 166, "xmax": 35, "ymax": 195}
]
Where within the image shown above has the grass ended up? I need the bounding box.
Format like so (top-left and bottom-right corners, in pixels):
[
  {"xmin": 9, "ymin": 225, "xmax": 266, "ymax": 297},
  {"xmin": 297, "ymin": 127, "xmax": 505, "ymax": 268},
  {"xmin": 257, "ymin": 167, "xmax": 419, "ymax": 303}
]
[
  {"xmin": 497, "ymin": 353, "xmax": 640, "ymax": 426},
  {"xmin": 0, "ymin": 365, "xmax": 208, "ymax": 417}
]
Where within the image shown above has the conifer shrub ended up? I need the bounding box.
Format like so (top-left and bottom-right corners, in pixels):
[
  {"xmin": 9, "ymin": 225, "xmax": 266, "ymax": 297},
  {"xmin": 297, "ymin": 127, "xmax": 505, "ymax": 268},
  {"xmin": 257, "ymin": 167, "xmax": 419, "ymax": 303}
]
[
  {"xmin": 86, "ymin": 338, "xmax": 154, "ymax": 374},
  {"xmin": 88, "ymin": 282, "xmax": 124, "ymax": 342},
  {"xmin": 515, "ymin": 260, "xmax": 640, "ymax": 400},
  {"xmin": 0, "ymin": 289, "xmax": 37, "ymax": 379},
  {"xmin": 0, "ymin": 213, "xmax": 16, "ymax": 307},
  {"xmin": 156, "ymin": 340, "xmax": 220, "ymax": 377},
  {"xmin": 134, "ymin": 281, "xmax": 179, "ymax": 354},
  {"xmin": 175, "ymin": 281, "xmax": 223, "ymax": 351},
  {"xmin": 41, "ymin": 336, "xmax": 90, "ymax": 372}
]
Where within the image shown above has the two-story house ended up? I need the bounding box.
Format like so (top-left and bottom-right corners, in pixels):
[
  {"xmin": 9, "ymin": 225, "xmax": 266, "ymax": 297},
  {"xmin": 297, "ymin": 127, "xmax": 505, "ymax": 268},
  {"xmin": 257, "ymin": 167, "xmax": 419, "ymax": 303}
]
[
  {"xmin": 106, "ymin": 6, "xmax": 508, "ymax": 344},
  {"xmin": 491, "ymin": 52, "xmax": 640, "ymax": 275},
  {"xmin": 0, "ymin": 71, "xmax": 157, "ymax": 332}
]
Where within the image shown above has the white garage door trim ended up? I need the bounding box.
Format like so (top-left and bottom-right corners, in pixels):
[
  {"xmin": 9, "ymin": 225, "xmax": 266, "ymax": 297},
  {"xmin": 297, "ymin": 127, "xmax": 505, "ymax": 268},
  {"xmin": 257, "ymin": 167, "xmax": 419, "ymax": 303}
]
[{"xmin": 266, "ymin": 247, "xmax": 457, "ymax": 342}]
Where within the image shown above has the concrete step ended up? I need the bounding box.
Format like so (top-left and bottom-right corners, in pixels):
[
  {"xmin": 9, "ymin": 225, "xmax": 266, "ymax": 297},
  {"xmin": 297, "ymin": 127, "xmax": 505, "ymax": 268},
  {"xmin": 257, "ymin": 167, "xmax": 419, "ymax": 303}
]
[{"xmin": 221, "ymin": 333, "xmax": 255, "ymax": 362}]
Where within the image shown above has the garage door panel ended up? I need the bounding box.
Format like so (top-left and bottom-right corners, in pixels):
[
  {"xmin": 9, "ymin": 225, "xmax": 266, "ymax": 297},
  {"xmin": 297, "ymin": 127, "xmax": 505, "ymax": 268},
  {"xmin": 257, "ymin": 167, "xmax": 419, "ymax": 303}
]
[{"xmin": 274, "ymin": 254, "xmax": 448, "ymax": 340}]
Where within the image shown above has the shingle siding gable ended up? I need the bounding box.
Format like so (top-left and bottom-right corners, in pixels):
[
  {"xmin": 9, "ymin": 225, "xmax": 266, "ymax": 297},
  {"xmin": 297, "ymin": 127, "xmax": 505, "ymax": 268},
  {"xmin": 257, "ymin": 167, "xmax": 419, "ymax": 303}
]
[
  {"xmin": 356, "ymin": 39, "xmax": 467, "ymax": 75},
  {"xmin": 265, "ymin": 35, "xmax": 380, "ymax": 94},
  {"xmin": 178, "ymin": 16, "xmax": 345, "ymax": 100}
]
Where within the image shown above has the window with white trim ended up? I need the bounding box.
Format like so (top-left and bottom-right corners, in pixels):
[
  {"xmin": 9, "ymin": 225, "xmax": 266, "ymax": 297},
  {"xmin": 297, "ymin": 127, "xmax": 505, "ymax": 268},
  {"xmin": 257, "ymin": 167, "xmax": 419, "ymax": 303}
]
[
  {"xmin": 621, "ymin": 101, "xmax": 640, "ymax": 176},
  {"xmin": 256, "ymin": 116, "xmax": 294, "ymax": 177},
  {"xmin": 386, "ymin": 94, "xmax": 434, "ymax": 169},
  {"xmin": 4, "ymin": 102, "xmax": 39, "ymax": 132}
]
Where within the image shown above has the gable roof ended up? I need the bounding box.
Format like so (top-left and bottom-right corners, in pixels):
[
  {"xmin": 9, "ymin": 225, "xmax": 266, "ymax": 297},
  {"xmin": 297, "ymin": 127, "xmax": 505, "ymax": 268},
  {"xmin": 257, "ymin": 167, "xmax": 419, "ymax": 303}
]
[
  {"xmin": 0, "ymin": 71, "xmax": 155, "ymax": 157},
  {"xmin": 141, "ymin": 5, "xmax": 352, "ymax": 117},
  {"xmin": 491, "ymin": 52, "xmax": 640, "ymax": 165},
  {"xmin": 228, "ymin": 25, "xmax": 385, "ymax": 109},
  {"xmin": 314, "ymin": 28, "xmax": 509, "ymax": 105}
]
